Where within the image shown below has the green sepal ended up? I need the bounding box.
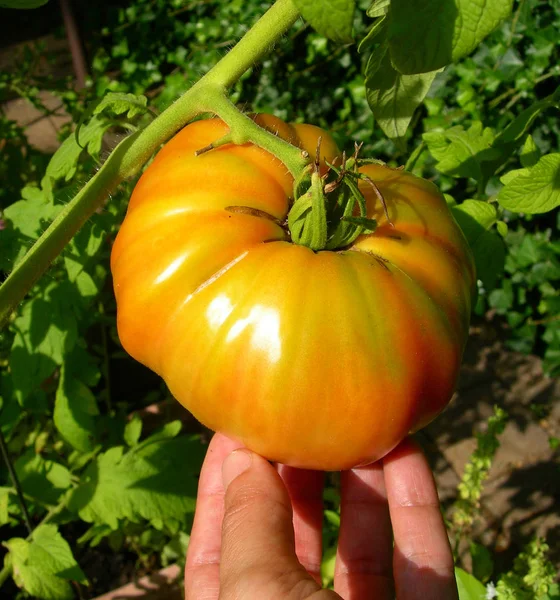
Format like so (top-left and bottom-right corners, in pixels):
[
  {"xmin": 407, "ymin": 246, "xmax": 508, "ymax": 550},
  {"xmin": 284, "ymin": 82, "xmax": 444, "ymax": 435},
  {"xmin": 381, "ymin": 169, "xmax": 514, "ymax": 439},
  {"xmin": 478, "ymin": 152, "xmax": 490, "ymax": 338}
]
[{"xmin": 341, "ymin": 216, "xmax": 377, "ymax": 234}]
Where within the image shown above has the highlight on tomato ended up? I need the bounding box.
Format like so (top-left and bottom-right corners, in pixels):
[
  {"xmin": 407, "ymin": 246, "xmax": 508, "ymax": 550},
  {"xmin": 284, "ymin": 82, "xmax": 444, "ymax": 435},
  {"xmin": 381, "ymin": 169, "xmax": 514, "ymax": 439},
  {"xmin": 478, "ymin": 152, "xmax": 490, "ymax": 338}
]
[{"xmin": 111, "ymin": 114, "xmax": 476, "ymax": 471}]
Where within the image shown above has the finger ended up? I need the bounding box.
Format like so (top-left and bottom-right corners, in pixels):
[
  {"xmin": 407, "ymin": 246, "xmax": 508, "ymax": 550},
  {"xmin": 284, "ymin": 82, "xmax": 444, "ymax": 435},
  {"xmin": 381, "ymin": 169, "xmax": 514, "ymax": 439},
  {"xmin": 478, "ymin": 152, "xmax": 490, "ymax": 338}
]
[
  {"xmin": 219, "ymin": 449, "xmax": 339, "ymax": 600},
  {"xmin": 384, "ymin": 439, "xmax": 458, "ymax": 600},
  {"xmin": 334, "ymin": 462, "xmax": 394, "ymax": 600},
  {"xmin": 185, "ymin": 434, "xmax": 244, "ymax": 600},
  {"xmin": 277, "ymin": 465, "xmax": 325, "ymax": 583}
]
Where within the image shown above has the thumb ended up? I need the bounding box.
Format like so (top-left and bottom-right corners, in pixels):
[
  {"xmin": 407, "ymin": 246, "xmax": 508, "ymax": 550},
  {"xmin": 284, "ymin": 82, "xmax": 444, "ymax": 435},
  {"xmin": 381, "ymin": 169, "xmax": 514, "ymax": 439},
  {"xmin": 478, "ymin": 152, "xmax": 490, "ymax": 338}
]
[{"xmin": 219, "ymin": 449, "xmax": 338, "ymax": 600}]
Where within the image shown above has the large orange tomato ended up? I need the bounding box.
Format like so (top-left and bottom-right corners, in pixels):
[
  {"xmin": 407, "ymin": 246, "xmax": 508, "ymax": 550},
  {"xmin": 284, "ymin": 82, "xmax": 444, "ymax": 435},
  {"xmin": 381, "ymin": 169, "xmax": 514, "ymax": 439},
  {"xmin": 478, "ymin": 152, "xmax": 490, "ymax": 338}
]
[{"xmin": 111, "ymin": 114, "xmax": 475, "ymax": 470}]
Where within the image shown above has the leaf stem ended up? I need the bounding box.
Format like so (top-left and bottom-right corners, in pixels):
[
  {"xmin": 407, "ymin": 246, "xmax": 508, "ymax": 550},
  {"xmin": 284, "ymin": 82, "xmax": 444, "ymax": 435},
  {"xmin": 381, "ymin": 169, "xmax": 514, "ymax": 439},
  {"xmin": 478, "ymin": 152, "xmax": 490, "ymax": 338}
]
[
  {"xmin": 0, "ymin": 428, "xmax": 32, "ymax": 535},
  {"xmin": 207, "ymin": 92, "xmax": 308, "ymax": 177},
  {"xmin": 404, "ymin": 140, "xmax": 425, "ymax": 172}
]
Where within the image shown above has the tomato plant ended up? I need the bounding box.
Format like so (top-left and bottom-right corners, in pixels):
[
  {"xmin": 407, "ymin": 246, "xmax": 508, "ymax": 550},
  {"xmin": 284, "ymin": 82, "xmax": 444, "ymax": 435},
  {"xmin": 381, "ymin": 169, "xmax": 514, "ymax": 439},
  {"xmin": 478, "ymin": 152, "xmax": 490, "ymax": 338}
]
[{"xmin": 111, "ymin": 114, "xmax": 476, "ymax": 470}]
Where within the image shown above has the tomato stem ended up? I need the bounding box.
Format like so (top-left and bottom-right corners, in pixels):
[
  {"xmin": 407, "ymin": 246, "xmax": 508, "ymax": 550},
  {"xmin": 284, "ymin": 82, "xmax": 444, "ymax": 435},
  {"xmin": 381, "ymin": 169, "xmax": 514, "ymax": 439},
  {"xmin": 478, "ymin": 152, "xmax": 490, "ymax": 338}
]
[{"xmin": 206, "ymin": 92, "xmax": 308, "ymax": 178}]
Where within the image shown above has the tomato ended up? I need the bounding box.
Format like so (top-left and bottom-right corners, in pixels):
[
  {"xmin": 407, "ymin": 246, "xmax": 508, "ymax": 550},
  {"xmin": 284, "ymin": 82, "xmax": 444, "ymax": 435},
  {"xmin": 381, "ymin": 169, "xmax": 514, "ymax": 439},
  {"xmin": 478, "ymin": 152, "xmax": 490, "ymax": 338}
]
[{"xmin": 111, "ymin": 114, "xmax": 475, "ymax": 471}]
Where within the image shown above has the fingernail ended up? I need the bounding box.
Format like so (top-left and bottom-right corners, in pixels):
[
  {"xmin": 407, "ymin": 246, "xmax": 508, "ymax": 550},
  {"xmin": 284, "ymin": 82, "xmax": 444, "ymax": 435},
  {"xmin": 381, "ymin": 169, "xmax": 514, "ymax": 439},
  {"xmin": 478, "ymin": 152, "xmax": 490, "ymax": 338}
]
[{"xmin": 222, "ymin": 449, "xmax": 253, "ymax": 491}]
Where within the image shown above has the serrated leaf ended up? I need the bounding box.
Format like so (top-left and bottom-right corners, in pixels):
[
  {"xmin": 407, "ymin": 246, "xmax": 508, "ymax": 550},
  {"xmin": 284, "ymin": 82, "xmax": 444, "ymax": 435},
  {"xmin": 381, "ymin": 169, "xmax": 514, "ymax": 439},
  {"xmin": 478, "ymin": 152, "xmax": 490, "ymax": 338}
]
[
  {"xmin": 0, "ymin": 0, "xmax": 48, "ymax": 7},
  {"xmin": 2, "ymin": 187, "xmax": 61, "ymax": 268},
  {"xmin": 388, "ymin": 0, "xmax": 513, "ymax": 75},
  {"xmin": 455, "ymin": 567, "xmax": 487, "ymax": 600},
  {"xmin": 293, "ymin": 0, "xmax": 355, "ymax": 43},
  {"xmin": 63, "ymin": 217, "xmax": 105, "ymax": 282},
  {"xmin": 10, "ymin": 281, "xmax": 80, "ymax": 406},
  {"xmin": 423, "ymin": 122, "xmax": 495, "ymax": 180},
  {"xmin": 366, "ymin": 46, "xmax": 438, "ymax": 144},
  {"xmin": 68, "ymin": 434, "xmax": 204, "ymax": 530},
  {"xmin": 93, "ymin": 92, "xmax": 149, "ymax": 119},
  {"xmin": 14, "ymin": 450, "xmax": 71, "ymax": 505},
  {"xmin": 54, "ymin": 364, "xmax": 99, "ymax": 453},
  {"xmin": 124, "ymin": 415, "xmax": 143, "ymax": 447},
  {"xmin": 497, "ymin": 153, "xmax": 560, "ymax": 214},
  {"xmin": 520, "ymin": 135, "xmax": 541, "ymax": 168},
  {"xmin": 46, "ymin": 116, "xmax": 110, "ymax": 183},
  {"xmin": 4, "ymin": 525, "xmax": 86, "ymax": 600}
]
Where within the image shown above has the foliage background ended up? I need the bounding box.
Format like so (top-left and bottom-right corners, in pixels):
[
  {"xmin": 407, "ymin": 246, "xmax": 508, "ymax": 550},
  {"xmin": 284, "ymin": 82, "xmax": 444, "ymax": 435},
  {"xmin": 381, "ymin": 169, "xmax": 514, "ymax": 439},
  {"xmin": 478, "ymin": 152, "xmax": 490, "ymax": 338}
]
[{"xmin": 0, "ymin": 0, "xmax": 558, "ymax": 598}]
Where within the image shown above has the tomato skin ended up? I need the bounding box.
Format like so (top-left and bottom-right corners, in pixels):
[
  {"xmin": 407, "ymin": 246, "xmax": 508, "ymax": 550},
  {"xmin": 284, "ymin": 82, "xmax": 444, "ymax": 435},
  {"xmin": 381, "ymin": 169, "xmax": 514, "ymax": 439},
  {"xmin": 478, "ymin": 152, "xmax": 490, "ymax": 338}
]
[{"xmin": 111, "ymin": 115, "xmax": 475, "ymax": 471}]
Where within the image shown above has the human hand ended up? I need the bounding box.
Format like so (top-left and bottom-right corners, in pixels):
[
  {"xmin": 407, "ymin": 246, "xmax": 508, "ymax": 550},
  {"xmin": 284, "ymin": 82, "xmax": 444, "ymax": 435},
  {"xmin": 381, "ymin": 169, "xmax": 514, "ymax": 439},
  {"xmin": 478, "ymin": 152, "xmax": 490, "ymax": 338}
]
[{"xmin": 185, "ymin": 434, "xmax": 458, "ymax": 600}]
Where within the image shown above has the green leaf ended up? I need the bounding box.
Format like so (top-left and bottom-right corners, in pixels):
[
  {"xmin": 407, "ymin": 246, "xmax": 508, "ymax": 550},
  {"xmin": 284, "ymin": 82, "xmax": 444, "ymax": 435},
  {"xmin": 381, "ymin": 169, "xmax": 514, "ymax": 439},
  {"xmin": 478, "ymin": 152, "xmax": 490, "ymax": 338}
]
[
  {"xmin": 293, "ymin": 0, "xmax": 355, "ymax": 43},
  {"xmin": 0, "ymin": 0, "xmax": 48, "ymax": 7},
  {"xmin": 358, "ymin": 13, "xmax": 387, "ymax": 52},
  {"xmin": 423, "ymin": 122, "xmax": 496, "ymax": 180},
  {"xmin": 489, "ymin": 279, "xmax": 513, "ymax": 312},
  {"xmin": 0, "ymin": 488, "xmax": 9, "ymax": 525},
  {"xmin": 63, "ymin": 218, "xmax": 105, "ymax": 283},
  {"xmin": 451, "ymin": 201, "xmax": 505, "ymax": 289},
  {"xmin": 453, "ymin": 200, "xmax": 497, "ymax": 236},
  {"xmin": 387, "ymin": 0, "xmax": 513, "ymax": 74},
  {"xmin": 321, "ymin": 544, "xmax": 337, "ymax": 588},
  {"xmin": 500, "ymin": 167, "xmax": 530, "ymax": 186},
  {"xmin": 92, "ymin": 92, "xmax": 149, "ymax": 120},
  {"xmin": 455, "ymin": 567, "xmax": 487, "ymax": 600},
  {"xmin": 496, "ymin": 221, "xmax": 508, "ymax": 238},
  {"xmin": 4, "ymin": 525, "xmax": 87, "ymax": 600},
  {"xmin": 367, "ymin": 0, "xmax": 390, "ymax": 17},
  {"xmin": 2, "ymin": 187, "xmax": 61, "ymax": 268},
  {"xmin": 496, "ymin": 90, "xmax": 560, "ymax": 147},
  {"xmin": 478, "ymin": 91, "xmax": 560, "ymax": 184},
  {"xmin": 46, "ymin": 116, "xmax": 110, "ymax": 183},
  {"xmin": 520, "ymin": 134, "xmax": 541, "ymax": 168},
  {"xmin": 10, "ymin": 281, "xmax": 80, "ymax": 407},
  {"xmin": 68, "ymin": 433, "xmax": 204, "ymax": 530},
  {"xmin": 474, "ymin": 230, "xmax": 506, "ymax": 290},
  {"xmin": 124, "ymin": 414, "xmax": 143, "ymax": 447},
  {"xmin": 54, "ymin": 364, "xmax": 99, "ymax": 453},
  {"xmin": 470, "ymin": 542, "xmax": 493, "ymax": 583},
  {"xmin": 14, "ymin": 450, "xmax": 71, "ymax": 506},
  {"xmin": 497, "ymin": 153, "xmax": 560, "ymax": 214},
  {"xmin": 514, "ymin": 235, "xmax": 542, "ymax": 268},
  {"xmin": 366, "ymin": 46, "xmax": 438, "ymax": 144},
  {"xmin": 161, "ymin": 531, "xmax": 190, "ymax": 567}
]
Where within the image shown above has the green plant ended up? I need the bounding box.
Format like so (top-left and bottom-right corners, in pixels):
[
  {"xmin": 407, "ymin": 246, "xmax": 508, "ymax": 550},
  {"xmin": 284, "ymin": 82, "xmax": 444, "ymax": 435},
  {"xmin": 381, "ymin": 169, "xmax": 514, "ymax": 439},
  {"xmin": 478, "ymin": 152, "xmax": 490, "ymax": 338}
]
[
  {"xmin": 456, "ymin": 538, "xmax": 559, "ymax": 600},
  {"xmin": 1, "ymin": 0, "xmax": 559, "ymax": 597},
  {"xmin": 451, "ymin": 406, "xmax": 508, "ymax": 542}
]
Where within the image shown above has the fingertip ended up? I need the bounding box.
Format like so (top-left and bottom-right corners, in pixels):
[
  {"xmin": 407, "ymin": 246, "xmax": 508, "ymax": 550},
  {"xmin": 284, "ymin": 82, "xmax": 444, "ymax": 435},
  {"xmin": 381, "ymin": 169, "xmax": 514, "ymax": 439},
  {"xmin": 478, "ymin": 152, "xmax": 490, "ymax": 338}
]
[
  {"xmin": 383, "ymin": 437, "xmax": 422, "ymax": 465},
  {"xmin": 222, "ymin": 448, "xmax": 253, "ymax": 491}
]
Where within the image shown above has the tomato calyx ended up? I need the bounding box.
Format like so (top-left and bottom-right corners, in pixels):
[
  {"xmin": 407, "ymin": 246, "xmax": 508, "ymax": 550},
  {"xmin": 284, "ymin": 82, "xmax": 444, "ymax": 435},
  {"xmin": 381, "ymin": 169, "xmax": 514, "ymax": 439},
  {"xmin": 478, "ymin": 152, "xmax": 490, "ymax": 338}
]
[{"xmin": 287, "ymin": 142, "xmax": 388, "ymax": 252}]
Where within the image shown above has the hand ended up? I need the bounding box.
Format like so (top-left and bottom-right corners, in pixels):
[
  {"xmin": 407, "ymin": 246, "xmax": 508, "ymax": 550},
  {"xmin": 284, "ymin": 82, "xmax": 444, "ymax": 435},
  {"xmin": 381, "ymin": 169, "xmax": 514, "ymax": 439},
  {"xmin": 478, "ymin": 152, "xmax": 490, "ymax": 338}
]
[{"xmin": 185, "ymin": 434, "xmax": 458, "ymax": 600}]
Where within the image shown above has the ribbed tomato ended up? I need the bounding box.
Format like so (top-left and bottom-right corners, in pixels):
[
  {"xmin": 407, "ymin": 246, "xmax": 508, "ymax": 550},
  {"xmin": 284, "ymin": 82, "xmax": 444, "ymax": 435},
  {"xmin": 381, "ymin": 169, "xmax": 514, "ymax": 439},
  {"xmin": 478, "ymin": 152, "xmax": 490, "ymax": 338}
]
[{"xmin": 111, "ymin": 114, "xmax": 475, "ymax": 470}]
